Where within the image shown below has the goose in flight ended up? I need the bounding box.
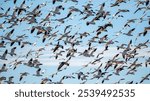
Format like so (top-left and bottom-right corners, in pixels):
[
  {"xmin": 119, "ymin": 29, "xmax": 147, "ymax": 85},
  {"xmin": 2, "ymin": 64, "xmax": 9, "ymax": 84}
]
[
  {"xmin": 32, "ymin": 58, "xmax": 43, "ymax": 68},
  {"xmin": 15, "ymin": 0, "xmax": 26, "ymax": 15},
  {"xmin": 11, "ymin": 59, "xmax": 23, "ymax": 70},
  {"xmin": 33, "ymin": 68, "xmax": 42, "ymax": 76},
  {"xmin": 145, "ymin": 57, "xmax": 150, "ymax": 67},
  {"xmin": 40, "ymin": 77, "xmax": 52, "ymax": 84},
  {"xmin": 140, "ymin": 73, "xmax": 150, "ymax": 83},
  {"xmin": 123, "ymin": 28, "xmax": 135, "ymax": 36},
  {"xmin": 0, "ymin": 50, "xmax": 8, "ymax": 60},
  {"xmin": 19, "ymin": 72, "xmax": 29, "ymax": 81},
  {"xmin": 0, "ymin": 64, "xmax": 7, "ymax": 73},
  {"xmin": 115, "ymin": 9, "xmax": 129, "ymax": 16},
  {"xmin": 0, "ymin": 41, "xmax": 5, "ymax": 48},
  {"xmin": 24, "ymin": 58, "xmax": 34, "ymax": 67},
  {"xmin": 77, "ymin": 72, "xmax": 88, "ymax": 81},
  {"xmin": 4, "ymin": 76, "xmax": 14, "ymax": 84},
  {"xmin": 3, "ymin": 29, "xmax": 15, "ymax": 40},
  {"xmin": 0, "ymin": 77, "xmax": 6, "ymax": 84},
  {"xmin": 13, "ymin": 0, "xmax": 17, "ymax": 4},
  {"xmin": 102, "ymin": 74, "xmax": 113, "ymax": 83},
  {"xmin": 57, "ymin": 57, "xmax": 71, "ymax": 71},
  {"xmin": 9, "ymin": 47, "xmax": 17, "ymax": 56},
  {"xmin": 111, "ymin": 0, "xmax": 126, "ymax": 7},
  {"xmin": 51, "ymin": 5, "xmax": 64, "ymax": 16},
  {"xmin": 52, "ymin": 0, "xmax": 63, "ymax": 4}
]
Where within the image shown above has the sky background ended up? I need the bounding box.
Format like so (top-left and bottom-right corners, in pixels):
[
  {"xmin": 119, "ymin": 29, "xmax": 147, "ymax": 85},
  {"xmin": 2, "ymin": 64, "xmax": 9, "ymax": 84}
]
[{"xmin": 0, "ymin": 0, "xmax": 150, "ymax": 84}]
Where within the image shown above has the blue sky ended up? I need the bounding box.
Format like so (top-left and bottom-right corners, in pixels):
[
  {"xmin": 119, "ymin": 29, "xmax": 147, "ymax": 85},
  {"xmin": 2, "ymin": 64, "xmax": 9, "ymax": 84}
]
[{"xmin": 0, "ymin": 0, "xmax": 150, "ymax": 84}]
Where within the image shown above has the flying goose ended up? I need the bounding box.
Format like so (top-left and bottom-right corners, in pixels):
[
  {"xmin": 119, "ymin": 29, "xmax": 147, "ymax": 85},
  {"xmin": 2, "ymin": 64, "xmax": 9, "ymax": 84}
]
[
  {"xmin": 19, "ymin": 72, "xmax": 29, "ymax": 81},
  {"xmin": 0, "ymin": 64, "xmax": 7, "ymax": 73},
  {"xmin": 0, "ymin": 77, "xmax": 6, "ymax": 84},
  {"xmin": 4, "ymin": 76, "xmax": 14, "ymax": 84},
  {"xmin": 33, "ymin": 68, "xmax": 42, "ymax": 76},
  {"xmin": 140, "ymin": 73, "xmax": 150, "ymax": 83},
  {"xmin": 57, "ymin": 57, "xmax": 71, "ymax": 71},
  {"xmin": 9, "ymin": 47, "xmax": 17, "ymax": 56},
  {"xmin": 0, "ymin": 50, "xmax": 8, "ymax": 60}
]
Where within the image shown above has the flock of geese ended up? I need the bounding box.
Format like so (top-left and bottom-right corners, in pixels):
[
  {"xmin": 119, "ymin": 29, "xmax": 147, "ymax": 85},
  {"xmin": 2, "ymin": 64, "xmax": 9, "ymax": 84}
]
[{"xmin": 0, "ymin": 0, "xmax": 150, "ymax": 84}]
